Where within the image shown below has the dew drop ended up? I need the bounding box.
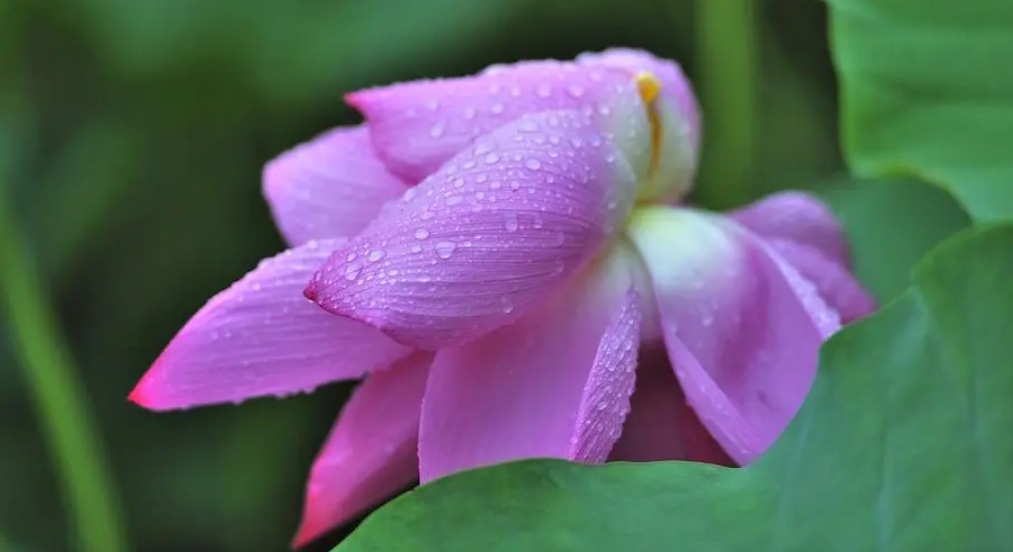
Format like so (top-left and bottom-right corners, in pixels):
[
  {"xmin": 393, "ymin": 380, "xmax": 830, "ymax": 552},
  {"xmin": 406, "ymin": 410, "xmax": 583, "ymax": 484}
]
[
  {"xmin": 536, "ymin": 84, "xmax": 552, "ymax": 98},
  {"xmin": 411, "ymin": 244, "xmax": 423, "ymax": 254},
  {"xmin": 367, "ymin": 249, "xmax": 386, "ymax": 262},
  {"xmin": 491, "ymin": 103, "xmax": 505, "ymax": 114},
  {"xmin": 519, "ymin": 119, "xmax": 539, "ymax": 132},
  {"xmin": 414, "ymin": 228, "xmax": 430, "ymax": 239},
  {"xmin": 453, "ymin": 177, "xmax": 465, "ymax": 188},
  {"xmin": 345, "ymin": 252, "xmax": 357, "ymax": 262},
  {"xmin": 463, "ymin": 106, "xmax": 477, "ymax": 119},
  {"xmin": 524, "ymin": 158, "xmax": 542, "ymax": 171},
  {"xmin": 567, "ymin": 83, "xmax": 585, "ymax": 98},
  {"xmin": 429, "ymin": 122, "xmax": 445, "ymax": 138},
  {"xmin": 484, "ymin": 152, "xmax": 501, "ymax": 165},
  {"xmin": 402, "ymin": 187, "xmax": 418, "ymax": 202},
  {"xmin": 344, "ymin": 263, "xmax": 363, "ymax": 281},
  {"xmin": 489, "ymin": 180, "xmax": 501, "ymax": 190},
  {"xmin": 446, "ymin": 195, "xmax": 464, "ymax": 206},
  {"xmin": 435, "ymin": 241, "xmax": 457, "ymax": 259}
]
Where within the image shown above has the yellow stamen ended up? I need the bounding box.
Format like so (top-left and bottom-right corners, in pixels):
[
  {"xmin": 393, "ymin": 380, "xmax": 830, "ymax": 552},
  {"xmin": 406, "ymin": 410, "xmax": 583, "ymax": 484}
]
[
  {"xmin": 635, "ymin": 72, "xmax": 662, "ymax": 105},
  {"xmin": 634, "ymin": 72, "xmax": 663, "ymax": 177}
]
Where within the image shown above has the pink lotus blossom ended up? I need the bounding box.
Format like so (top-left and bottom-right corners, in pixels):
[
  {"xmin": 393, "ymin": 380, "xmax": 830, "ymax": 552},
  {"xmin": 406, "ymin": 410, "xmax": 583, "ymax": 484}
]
[{"xmin": 129, "ymin": 49, "xmax": 875, "ymax": 546}]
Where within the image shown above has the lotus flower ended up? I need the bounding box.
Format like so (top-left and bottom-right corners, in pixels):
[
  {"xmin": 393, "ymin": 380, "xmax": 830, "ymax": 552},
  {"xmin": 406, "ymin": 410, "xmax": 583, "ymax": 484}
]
[{"xmin": 130, "ymin": 49, "xmax": 875, "ymax": 546}]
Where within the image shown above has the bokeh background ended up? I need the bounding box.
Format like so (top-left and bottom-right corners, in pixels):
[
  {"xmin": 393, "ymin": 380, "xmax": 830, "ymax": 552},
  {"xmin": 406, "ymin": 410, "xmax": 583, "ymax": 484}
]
[{"xmin": 1, "ymin": 1, "xmax": 843, "ymax": 550}]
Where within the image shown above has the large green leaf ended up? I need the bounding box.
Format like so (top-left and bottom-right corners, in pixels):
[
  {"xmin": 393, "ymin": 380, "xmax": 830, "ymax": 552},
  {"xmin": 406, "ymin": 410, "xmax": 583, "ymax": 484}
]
[
  {"xmin": 827, "ymin": 0, "xmax": 1013, "ymax": 222},
  {"xmin": 819, "ymin": 177, "xmax": 970, "ymax": 301},
  {"xmin": 334, "ymin": 225, "xmax": 1013, "ymax": 552}
]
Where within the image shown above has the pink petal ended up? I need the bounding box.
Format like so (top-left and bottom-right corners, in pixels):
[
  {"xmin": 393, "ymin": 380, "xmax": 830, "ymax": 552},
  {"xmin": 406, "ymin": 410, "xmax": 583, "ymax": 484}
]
[
  {"xmin": 608, "ymin": 348, "xmax": 732, "ymax": 465},
  {"xmin": 766, "ymin": 238, "xmax": 876, "ymax": 324},
  {"xmin": 627, "ymin": 206, "xmax": 840, "ymax": 465},
  {"xmin": 129, "ymin": 239, "xmax": 412, "ymax": 410},
  {"xmin": 577, "ymin": 48, "xmax": 701, "ymax": 151},
  {"xmin": 293, "ymin": 353, "xmax": 432, "ymax": 547},
  {"xmin": 418, "ymin": 245, "xmax": 643, "ymax": 482},
  {"xmin": 305, "ymin": 110, "xmax": 638, "ymax": 349},
  {"xmin": 730, "ymin": 191, "xmax": 848, "ymax": 266},
  {"xmin": 348, "ymin": 49, "xmax": 690, "ymax": 183},
  {"xmin": 263, "ymin": 126, "xmax": 408, "ymax": 246}
]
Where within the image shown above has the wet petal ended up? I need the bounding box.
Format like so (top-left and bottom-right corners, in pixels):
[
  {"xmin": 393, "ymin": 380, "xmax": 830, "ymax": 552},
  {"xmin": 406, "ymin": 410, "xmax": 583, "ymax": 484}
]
[
  {"xmin": 418, "ymin": 244, "xmax": 642, "ymax": 482},
  {"xmin": 129, "ymin": 239, "xmax": 412, "ymax": 410},
  {"xmin": 608, "ymin": 348, "xmax": 732, "ymax": 465},
  {"xmin": 263, "ymin": 126, "xmax": 408, "ymax": 246},
  {"xmin": 349, "ymin": 49, "xmax": 697, "ymax": 195},
  {"xmin": 766, "ymin": 238, "xmax": 876, "ymax": 323},
  {"xmin": 349, "ymin": 58, "xmax": 634, "ymax": 181},
  {"xmin": 293, "ymin": 353, "xmax": 431, "ymax": 547},
  {"xmin": 627, "ymin": 206, "xmax": 839, "ymax": 464},
  {"xmin": 730, "ymin": 191, "xmax": 848, "ymax": 266},
  {"xmin": 306, "ymin": 110, "xmax": 638, "ymax": 349}
]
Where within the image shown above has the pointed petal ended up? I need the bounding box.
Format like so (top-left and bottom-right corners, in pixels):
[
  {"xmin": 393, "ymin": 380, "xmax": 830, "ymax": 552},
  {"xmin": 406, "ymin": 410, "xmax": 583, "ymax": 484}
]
[
  {"xmin": 293, "ymin": 353, "xmax": 432, "ymax": 547},
  {"xmin": 305, "ymin": 110, "xmax": 639, "ymax": 349},
  {"xmin": 766, "ymin": 238, "xmax": 876, "ymax": 323},
  {"xmin": 608, "ymin": 348, "xmax": 732, "ymax": 465},
  {"xmin": 730, "ymin": 191, "xmax": 848, "ymax": 266},
  {"xmin": 627, "ymin": 206, "xmax": 840, "ymax": 465},
  {"xmin": 263, "ymin": 126, "xmax": 408, "ymax": 246},
  {"xmin": 348, "ymin": 49, "xmax": 697, "ymax": 189},
  {"xmin": 418, "ymin": 244, "xmax": 643, "ymax": 482},
  {"xmin": 129, "ymin": 239, "xmax": 412, "ymax": 410}
]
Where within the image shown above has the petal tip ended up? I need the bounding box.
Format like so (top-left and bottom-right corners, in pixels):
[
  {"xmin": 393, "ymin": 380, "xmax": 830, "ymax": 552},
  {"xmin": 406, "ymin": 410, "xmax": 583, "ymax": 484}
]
[{"xmin": 127, "ymin": 369, "xmax": 164, "ymax": 410}]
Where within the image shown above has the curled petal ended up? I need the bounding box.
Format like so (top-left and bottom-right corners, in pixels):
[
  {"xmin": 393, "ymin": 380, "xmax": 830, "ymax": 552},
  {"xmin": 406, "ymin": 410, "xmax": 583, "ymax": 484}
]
[
  {"xmin": 129, "ymin": 239, "xmax": 412, "ymax": 410},
  {"xmin": 263, "ymin": 126, "xmax": 408, "ymax": 246},
  {"xmin": 306, "ymin": 110, "xmax": 638, "ymax": 349},
  {"xmin": 730, "ymin": 191, "xmax": 848, "ymax": 266},
  {"xmin": 294, "ymin": 353, "xmax": 432, "ymax": 547},
  {"xmin": 348, "ymin": 49, "xmax": 698, "ymax": 197},
  {"xmin": 627, "ymin": 206, "xmax": 840, "ymax": 464},
  {"xmin": 418, "ymin": 243, "xmax": 644, "ymax": 482},
  {"xmin": 766, "ymin": 238, "xmax": 876, "ymax": 324},
  {"xmin": 608, "ymin": 348, "xmax": 732, "ymax": 465},
  {"xmin": 577, "ymin": 48, "xmax": 701, "ymax": 167},
  {"xmin": 348, "ymin": 58, "xmax": 634, "ymax": 181}
]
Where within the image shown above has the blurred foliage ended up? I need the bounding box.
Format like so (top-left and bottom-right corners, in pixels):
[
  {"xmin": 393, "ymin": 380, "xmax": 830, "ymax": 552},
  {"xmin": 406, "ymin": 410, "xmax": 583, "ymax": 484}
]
[{"xmin": 1, "ymin": 0, "xmax": 848, "ymax": 550}]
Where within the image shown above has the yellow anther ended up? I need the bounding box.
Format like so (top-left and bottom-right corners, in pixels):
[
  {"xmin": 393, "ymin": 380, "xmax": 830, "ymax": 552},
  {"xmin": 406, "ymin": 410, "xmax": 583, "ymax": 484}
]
[
  {"xmin": 635, "ymin": 71, "xmax": 662, "ymax": 105},
  {"xmin": 634, "ymin": 72, "xmax": 663, "ymax": 177}
]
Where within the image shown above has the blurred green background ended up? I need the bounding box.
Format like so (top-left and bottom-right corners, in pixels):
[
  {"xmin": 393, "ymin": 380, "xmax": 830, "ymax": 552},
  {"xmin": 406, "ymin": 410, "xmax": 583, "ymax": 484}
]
[{"xmin": 0, "ymin": 1, "xmax": 843, "ymax": 550}]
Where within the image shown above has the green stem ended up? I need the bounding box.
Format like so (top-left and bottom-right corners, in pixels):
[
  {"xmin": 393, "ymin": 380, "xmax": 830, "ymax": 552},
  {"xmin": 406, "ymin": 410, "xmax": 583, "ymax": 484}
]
[
  {"xmin": 0, "ymin": 198, "xmax": 128, "ymax": 552},
  {"xmin": 695, "ymin": 0, "xmax": 759, "ymax": 209}
]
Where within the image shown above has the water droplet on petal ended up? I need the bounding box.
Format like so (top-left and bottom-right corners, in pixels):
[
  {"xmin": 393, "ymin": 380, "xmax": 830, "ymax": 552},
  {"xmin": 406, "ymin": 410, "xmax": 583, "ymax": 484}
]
[
  {"xmin": 446, "ymin": 195, "xmax": 464, "ymax": 206},
  {"xmin": 435, "ymin": 241, "xmax": 456, "ymax": 259},
  {"xmin": 524, "ymin": 159, "xmax": 542, "ymax": 171},
  {"xmin": 519, "ymin": 119, "xmax": 539, "ymax": 132},
  {"xmin": 367, "ymin": 249, "xmax": 386, "ymax": 262},
  {"xmin": 344, "ymin": 263, "xmax": 363, "ymax": 281},
  {"xmin": 567, "ymin": 83, "xmax": 585, "ymax": 98},
  {"xmin": 536, "ymin": 84, "xmax": 552, "ymax": 98},
  {"xmin": 429, "ymin": 122, "xmax": 445, "ymax": 138},
  {"xmin": 414, "ymin": 228, "xmax": 430, "ymax": 239},
  {"xmin": 484, "ymin": 152, "xmax": 501, "ymax": 165}
]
